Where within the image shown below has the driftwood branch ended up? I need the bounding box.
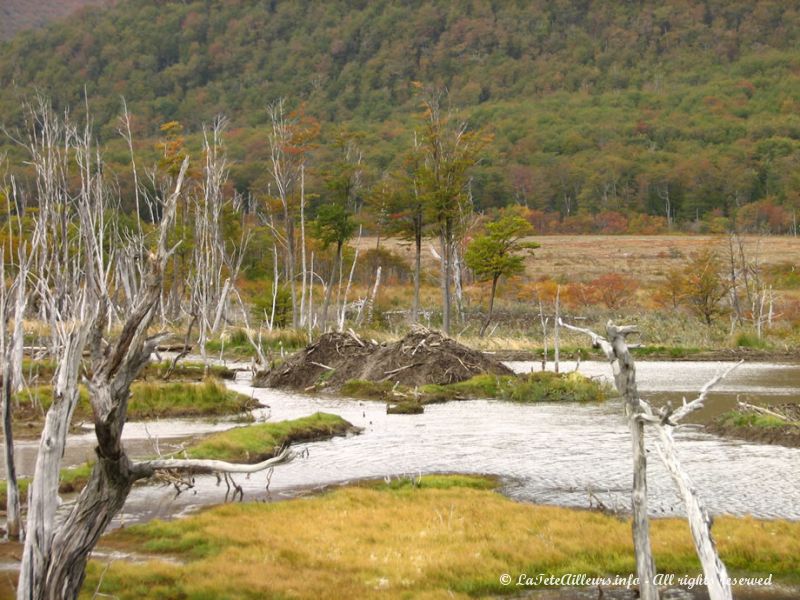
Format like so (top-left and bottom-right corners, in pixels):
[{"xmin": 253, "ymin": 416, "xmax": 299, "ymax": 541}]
[
  {"xmin": 310, "ymin": 361, "xmax": 334, "ymax": 371},
  {"xmin": 557, "ymin": 318, "xmax": 614, "ymax": 360},
  {"xmin": 135, "ymin": 446, "xmax": 293, "ymax": 477},
  {"xmin": 736, "ymin": 400, "xmax": 789, "ymax": 421}
]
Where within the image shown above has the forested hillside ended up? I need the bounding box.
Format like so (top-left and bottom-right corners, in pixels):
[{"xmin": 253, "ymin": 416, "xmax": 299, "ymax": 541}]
[
  {"xmin": 1, "ymin": 0, "xmax": 799, "ymax": 232},
  {"xmin": 0, "ymin": 0, "xmax": 113, "ymax": 41}
]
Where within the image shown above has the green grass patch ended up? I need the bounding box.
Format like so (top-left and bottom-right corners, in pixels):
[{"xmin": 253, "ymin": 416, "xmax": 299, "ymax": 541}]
[
  {"xmin": 12, "ymin": 379, "xmax": 256, "ymax": 426},
  {"xmin": 733, "ymin": 332, "xmax": 770, "ymax": 350},
  {"xmin": 142, "ymin": 361, "xmax": 236, "ymax": 381},
  {"xmin": 718, "ymin": 411, "xmax": 792, "ymax": 428},
  {"xmin": 386, "ymin": 401, "xmax": 424, "ymax": 414},
  {"xmin": 85, "ymin": 475, "xmax": 800, "ymax": 599},
  {"xmin": 0, "ymin": 462, "xmax": 93, "ymax": 510},
  {"xmin": 127, "ymin": 379, "xmax": 256, "ymax": 419},
  {"xmin": 185, "ymin": 412, "xmax": 355, "ymax": 463},
  {"xmin": 14, "ymin": 358, "xmax": 235, "ymax": 384},
  {"xmin": 631, "ymin": 345, "xmax": 702, "ymax": 358},
  {"xmin": 421, "ymin": 372, "xmax": 609, "ymax": 404},
  {"xmin": 205, "ymin": 328, "xmax": 308, "ymax": 359},
  {"xmin": 342, "ymin": 372, "xmax": 608, "ymax": 407},
  {"xmin": 370, "ymin": 474, "xmax": 498, "ymax": 492},
  {"xmin": 340, "ymin": 379, "xmax": 396, "ymax": 399}
]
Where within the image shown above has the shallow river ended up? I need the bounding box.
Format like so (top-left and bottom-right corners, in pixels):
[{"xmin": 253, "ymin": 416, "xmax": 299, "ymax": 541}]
[{"xmin": 90, "ymin": 359, "xmax": 800, "ymax": 527}]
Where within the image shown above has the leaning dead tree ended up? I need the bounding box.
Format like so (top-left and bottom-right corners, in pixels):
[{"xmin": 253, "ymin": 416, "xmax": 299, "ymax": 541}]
[
  {"xmin": 560, "ymin": 319, "xmax": 738, "ymax": 600},
  {"xmin": 14, "ymin": 103, "xmax": 293, "ymax": 599}
]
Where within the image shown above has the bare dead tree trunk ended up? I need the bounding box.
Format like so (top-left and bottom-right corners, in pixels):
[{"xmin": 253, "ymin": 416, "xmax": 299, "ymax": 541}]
[
  {"xmin": 562, "ymin": 319, "xmax": 737, "ymax": 600},
  {"xmin": 537, "ymin": 294, "xmax": 548, "ymax": 371},
  {"xmin": 365, "ymin": 266, "xmax": 381, "ymax": 326},
  {"xmin": 559, "ymin": 320, "xmax": 658, "ymax": 600},
  {"xmin": 478, "ymin": 275, "xmax": 498, "ymax": 337},
  {"xmin": 337, "ymin": 227, "xmax": 362, "ymax": 332},
  {"xmin": 554, "ymin": 286, "xmax": 560, "ymax": 374},
  {"xmin": 440, "ymin": 228, "xmax": 451, "ymax": 335},
  {"xmin": 412, "ymin": 218, "xmax": 422, "ymax": 324},
  {"xmin": 0, "ymin": 255, "xmax": 22, "ymax": 540},
  {"xmin": 299, "ymin": 165, "xmax": 308, "ymax": 327},
  {"xmin": 452, "ymin": 241, "xmax": 465, "ymax": 325},
  {"xmin": 18, "ymin": 320, "xmax": 92, "ymax": 599},
  {"xmin": 727, "ymin": 234, "xmax": 743, "ymax": 325},
  {"xmin": 307, "ymin": 251, "xmax": 315, "ymax": 338},
  {"xmin": 608, "ymin": 323, "xmax": 658, "ymax": 600},
  {"xmin": 320, "ymin": 241, "xmax": 341, "ymax": 331},
  {"xmin": 267, "ymin": 99, "xmax": 304, "ymax": 329}
]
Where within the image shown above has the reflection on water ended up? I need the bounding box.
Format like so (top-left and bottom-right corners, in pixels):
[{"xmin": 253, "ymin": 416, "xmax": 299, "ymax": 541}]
[{"xmin": 106, "ymin": 360, "xmax": 800, "ymax": 527}]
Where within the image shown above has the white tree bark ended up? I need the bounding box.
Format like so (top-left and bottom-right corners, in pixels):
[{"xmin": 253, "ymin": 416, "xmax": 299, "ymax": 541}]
[
  {"xmin": 562, "ymin": 319, "xmax": 737, "ymax": 600},
  {"xmin": 559, "ymin": 320, "xmax": 657, "ymax": 599}
]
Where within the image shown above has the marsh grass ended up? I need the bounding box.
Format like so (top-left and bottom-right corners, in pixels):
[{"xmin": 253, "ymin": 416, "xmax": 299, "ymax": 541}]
[
  {"xmin": 142, "ymin": 361, "xmax": 236, "ymax": 381},
  {"xmin": 0, "ymin": 462, "xmax": 93, "ymax": 510},
  {"xmin": 342, "ymin": 372, "xmax": 609, "ymax": 405},
  {"xmin": 719, "ymin": 411, "xmax": 794, "ymax": 428},
  {"xmin": 13, "ymin": 358, "xmax": 235, "ymax": 384},
  {"xmin": 733, "ymin": 332, "xmax": 770, "ymax": 350},
  {"xmin": 127, "ymin": 379, "xmax": 256, "ymax": 419},
  {"xmin": 185, "ymin": 412, "xmax": 355, "ymax": 462},
  {"xmin": 85, "ymin": 475, "xmax": 800, "ymax": 599},
  {"xmin": 12, "ymin": 379, "xmax": 255, "ymax": 430},
  {"xmin": 205, "ymin": 328, "xmax": 309, "ymax": 358}
]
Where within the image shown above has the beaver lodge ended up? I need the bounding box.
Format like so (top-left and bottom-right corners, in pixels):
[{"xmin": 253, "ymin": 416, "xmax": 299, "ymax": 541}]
[{"xmin": 256, "ymin": 326, "xmax": 512, "ymax": 391}]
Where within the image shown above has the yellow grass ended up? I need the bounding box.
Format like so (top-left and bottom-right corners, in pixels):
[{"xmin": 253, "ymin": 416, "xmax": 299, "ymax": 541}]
[
  {"xmin": 83, "ymin": 476, "xmax": 800, "ymax": 599},
  {"xmin": 360, "ymin": 234, "xmax": 800, "ymax": 287}
]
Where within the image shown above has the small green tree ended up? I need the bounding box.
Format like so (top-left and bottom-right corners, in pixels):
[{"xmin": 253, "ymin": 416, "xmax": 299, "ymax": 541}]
[{"xmin": 465, "ymin": 212, "xmax": 538, "ymax": 336}]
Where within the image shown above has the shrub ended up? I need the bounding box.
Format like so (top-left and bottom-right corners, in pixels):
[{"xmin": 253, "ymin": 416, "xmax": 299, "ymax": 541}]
[{"xmin": 733, "ymin": 332, "xmax": 768, "ymax": 349}]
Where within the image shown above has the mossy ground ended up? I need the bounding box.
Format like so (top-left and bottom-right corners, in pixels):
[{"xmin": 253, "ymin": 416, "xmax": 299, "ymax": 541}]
[
  {"xmin": 185, "ymin": 412, "xmax": 356, "ymax": 463},
  {"xmin": 83, "ymin": 475, "xmax": 800, "ymax": 599},
  {"xmin": 706, "ymin": 409, "xmax": 800, "ymax": 448},
  {"xmin": 10, "ymin": 378, "xmax": 256, "ymax": 438},
  {"xmin": 341, "ymin": 371, "xmax": 610, "ymax": 411}
]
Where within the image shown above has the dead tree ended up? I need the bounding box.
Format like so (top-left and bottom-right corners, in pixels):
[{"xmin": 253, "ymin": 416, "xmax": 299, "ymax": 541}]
[
  {"xmin": 0, "ymin": 177, "xmax": 34, "ymax": 540},
  {"xmin": 561, "ymin": 319, "xmax": 737, "ymax": 600},
  {"xmin": 15, "ymin": 128, "xmax": 292, "ymax": 597},
  {"xmin": 190, "ymin": 116, "xmax": 249, "ymax": 367},
  {"xmin": 267, "ymin": 99, "xmax": 311, "ymax": 329},
  {"xmin": 0, "ymin": 254, "xmax": 22, "ymax": 540}
]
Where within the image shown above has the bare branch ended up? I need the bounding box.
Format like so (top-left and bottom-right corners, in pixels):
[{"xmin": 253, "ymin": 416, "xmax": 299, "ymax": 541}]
[
  {"xmin": 557, "ymin": 318, "xmax": 614, "ymax": 360},
  {"xmin": 135, "ymin": 447, "xmax": 294, "ymax": 477},
  {"xmin": 670, "ymin": 360, "xmax": 743, "ymax": 424}
]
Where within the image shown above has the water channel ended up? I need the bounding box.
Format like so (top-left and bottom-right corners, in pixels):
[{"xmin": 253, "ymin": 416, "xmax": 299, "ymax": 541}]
[
  {"xmin": 93, "ymin": 359, "xmax": 800, "ymax": 525},
  {"xmin": 3, "ymin": 359, "xmax": 799, "ymax": 598}
]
